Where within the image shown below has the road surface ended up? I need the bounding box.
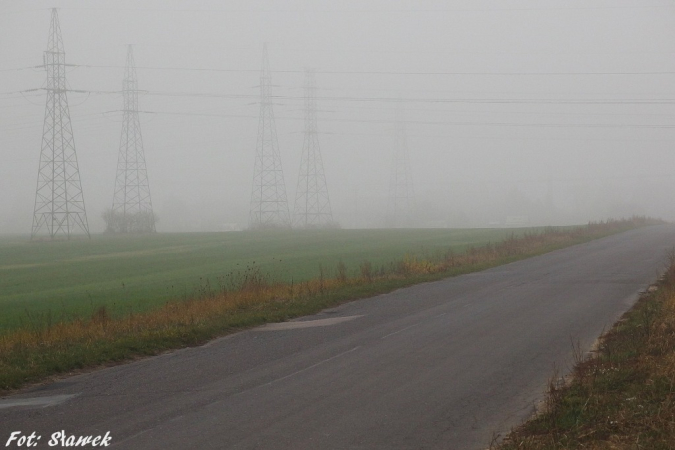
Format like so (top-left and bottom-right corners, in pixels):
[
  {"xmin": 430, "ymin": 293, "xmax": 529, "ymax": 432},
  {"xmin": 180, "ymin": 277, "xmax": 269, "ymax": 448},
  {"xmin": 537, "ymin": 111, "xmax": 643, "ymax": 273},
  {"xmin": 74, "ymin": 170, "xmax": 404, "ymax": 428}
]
[{"xmin": 2, "ymin": 225, "xmax": 675, "ymax": 449}]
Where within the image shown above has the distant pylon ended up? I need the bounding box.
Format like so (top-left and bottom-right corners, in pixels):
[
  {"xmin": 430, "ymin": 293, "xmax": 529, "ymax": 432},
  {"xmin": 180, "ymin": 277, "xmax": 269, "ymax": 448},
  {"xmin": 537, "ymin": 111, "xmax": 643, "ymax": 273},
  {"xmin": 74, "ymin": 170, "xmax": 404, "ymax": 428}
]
[
  {"xmin": 109, "ymin": 44, "xmax": 156, "ymax": 233},
  {"xmin": 292, "ymin": 69, "xmax": 334, "ymax": 228},
  {"xmin": 249, "ymin": 44, "xmax": 290, "ymax": 229},
  {"xmin": 31, "ymin": 8, "xmax": 89, "ymax": 239},
  {"xmin": 387, "ymin": 101, "xmax": 415, "ymax": 228}
]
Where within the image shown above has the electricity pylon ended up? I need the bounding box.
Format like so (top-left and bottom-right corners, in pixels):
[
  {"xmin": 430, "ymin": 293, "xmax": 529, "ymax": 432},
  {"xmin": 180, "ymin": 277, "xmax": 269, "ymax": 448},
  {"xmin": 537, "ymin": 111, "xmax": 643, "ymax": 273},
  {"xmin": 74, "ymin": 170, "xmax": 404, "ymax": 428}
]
[
  {"xmin": 387, "ymin": 101, "xmax": 415, "ymax": 228},
  {"xmin": 293, "ymin": 69, "xmax": 334, "ymax": 228},
  {"xmin": 31, "ymin": 8, "xmax": 90, "ymax": 239},
  {"xmin": 249, "ymin": 44, "xmax": 290, "ymax": 229},
  {"xmin": 109, "ymin": 44, "xmax": 156, "ymax": 233}
]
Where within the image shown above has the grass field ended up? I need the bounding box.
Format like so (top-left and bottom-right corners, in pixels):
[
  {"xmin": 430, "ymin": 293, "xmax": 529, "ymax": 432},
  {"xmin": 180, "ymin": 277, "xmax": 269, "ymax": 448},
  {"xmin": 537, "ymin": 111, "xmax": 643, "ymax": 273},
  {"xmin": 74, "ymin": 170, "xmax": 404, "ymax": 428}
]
[{"xmin": 0, "ymin": 228, "xmax": 531, "ymax": 332}]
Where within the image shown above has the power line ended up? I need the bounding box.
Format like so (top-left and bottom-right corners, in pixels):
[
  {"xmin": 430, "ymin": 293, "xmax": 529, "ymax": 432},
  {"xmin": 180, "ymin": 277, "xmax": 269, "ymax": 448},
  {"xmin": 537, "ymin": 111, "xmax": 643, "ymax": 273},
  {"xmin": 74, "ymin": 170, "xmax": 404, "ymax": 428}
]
[
  {"xmin": 146, "ymin": 93, "xmax": 675, "ymax": 105},
  {"xmin": 293, "ymin": 102, "xmax": 675, "ymax": 118},
  {"xmin": 25, "ymin": 64, "xmax": 675, "ymax": 76},
  {"xmin": 131, "ymin": 90, "xmax": 675, "ymax": 105},
  {"xmin": 3, "ymin": 90, "xmax": 674, "ymax": 115},
  {"xmin": 43, "ymin": 5, "xmax": 675, "ymax": 13},
  {"xmin": 3, "ymin": 93, "xmax": 673, "ymax": 130},
  {"xmin": 0, "ymin": 88, "xmax": 42, "ymax": 96},
  {"xmin": 133, "ymin": 109, "xmax": 675, "ymax": 129},
  {"xmin": 0, "ymin": 66, "xmax": 43, "ymax": 72},
  {"xmin": 318, "ymin": 132, "xmax": 675, "ymax": 143},
  {"xmin": 138, "ymin": 110, "xmax": 257, "ymax": 119}
]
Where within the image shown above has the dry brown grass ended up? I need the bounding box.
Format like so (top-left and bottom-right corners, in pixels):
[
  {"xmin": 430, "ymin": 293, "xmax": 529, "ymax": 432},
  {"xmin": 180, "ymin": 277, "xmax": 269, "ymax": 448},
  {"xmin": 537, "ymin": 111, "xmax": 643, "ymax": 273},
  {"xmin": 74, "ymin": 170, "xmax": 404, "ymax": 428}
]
[{"xmin": 0, "ymin": 273, "xmax": 347, "ymax": 356}]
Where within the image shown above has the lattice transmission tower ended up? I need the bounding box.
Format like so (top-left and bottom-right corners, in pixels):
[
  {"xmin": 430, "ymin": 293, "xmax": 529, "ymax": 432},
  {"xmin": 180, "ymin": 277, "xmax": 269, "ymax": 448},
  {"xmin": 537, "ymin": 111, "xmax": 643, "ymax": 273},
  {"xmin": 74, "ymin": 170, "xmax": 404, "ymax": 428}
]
[
  {"xmin": 387, "ymin": 101, "xmax": 416, "ymax": 228},
  {"xmin": 249, "ymin": 44, "xmax": 290, "ymax": 229},
  {"xmin": 293, "ymin": 69, "xmax": 334, "ymax": 228},
  {"xmin": 109, "ymin": 44, "xmax": 156, "ymax": 233},
  {"xmin": 31, "ymin": 8, "xmax": 90, "ymax": 239}
]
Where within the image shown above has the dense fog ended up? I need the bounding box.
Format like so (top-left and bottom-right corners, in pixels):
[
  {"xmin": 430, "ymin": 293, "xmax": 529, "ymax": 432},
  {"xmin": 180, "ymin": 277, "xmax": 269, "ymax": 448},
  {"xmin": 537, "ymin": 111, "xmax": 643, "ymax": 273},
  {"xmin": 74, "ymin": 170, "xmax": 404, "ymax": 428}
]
[{"xmin": 1, "ymin": 0, "xmax": 673, "ymax": 233}]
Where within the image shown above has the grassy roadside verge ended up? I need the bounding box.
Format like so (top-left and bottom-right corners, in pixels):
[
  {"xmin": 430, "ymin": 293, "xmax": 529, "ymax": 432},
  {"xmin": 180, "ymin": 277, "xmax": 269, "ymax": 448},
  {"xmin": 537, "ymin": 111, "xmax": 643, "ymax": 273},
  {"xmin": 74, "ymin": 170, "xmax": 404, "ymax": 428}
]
[
  {"xmin": 496, "ymin": 240, "xmax": 675, "ymax": 449},
  {"xmin": 0, "ymin": 218, "xmax": 659, "ymax": 395}
]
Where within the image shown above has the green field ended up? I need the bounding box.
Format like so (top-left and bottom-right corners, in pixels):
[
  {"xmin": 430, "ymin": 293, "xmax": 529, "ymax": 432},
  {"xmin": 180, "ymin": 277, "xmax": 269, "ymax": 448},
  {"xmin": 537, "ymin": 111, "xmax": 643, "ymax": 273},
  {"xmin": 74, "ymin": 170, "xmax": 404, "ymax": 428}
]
[{"xmin": 0, "ymin": 228, "xmax": 530, "ymax": 332}]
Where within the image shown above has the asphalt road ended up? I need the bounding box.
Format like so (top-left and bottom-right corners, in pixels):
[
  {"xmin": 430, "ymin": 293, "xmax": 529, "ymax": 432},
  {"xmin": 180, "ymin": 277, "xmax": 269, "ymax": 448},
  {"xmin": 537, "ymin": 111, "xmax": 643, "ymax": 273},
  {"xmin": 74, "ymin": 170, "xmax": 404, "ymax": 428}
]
[{"xmin": 3, "ymin": 225, "xmax": 675, "ymax": 450}]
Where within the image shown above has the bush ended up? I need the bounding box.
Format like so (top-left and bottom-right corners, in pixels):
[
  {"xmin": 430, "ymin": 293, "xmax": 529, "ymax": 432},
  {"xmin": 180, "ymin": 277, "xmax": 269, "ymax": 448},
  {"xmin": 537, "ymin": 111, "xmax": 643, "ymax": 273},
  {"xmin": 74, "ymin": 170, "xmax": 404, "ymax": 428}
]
[{"xmin": 102, "ymin": 208, "xmax": 157, "ymax": 233}]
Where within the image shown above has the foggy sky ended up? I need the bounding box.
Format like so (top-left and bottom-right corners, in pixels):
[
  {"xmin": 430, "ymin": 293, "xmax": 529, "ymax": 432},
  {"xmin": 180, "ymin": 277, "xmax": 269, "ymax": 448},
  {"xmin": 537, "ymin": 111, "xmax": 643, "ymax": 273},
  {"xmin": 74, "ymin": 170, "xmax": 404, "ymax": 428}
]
[{"xmin": 1, "ymin": 0, "xmax": 674, "ymax": 233}]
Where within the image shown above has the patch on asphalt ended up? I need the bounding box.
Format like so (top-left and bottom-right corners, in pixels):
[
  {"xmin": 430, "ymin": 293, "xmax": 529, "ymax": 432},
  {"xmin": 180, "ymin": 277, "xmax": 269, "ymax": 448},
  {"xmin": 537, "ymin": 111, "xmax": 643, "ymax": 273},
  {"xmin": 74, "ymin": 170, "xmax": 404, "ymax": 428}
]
[
  {"xmin": 0, "ymin": 394, "xmax": 78, "ymax": 409},
  {"xmin": 257, "ymin": 315, "xmax": 363, "ymax": 331}
]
